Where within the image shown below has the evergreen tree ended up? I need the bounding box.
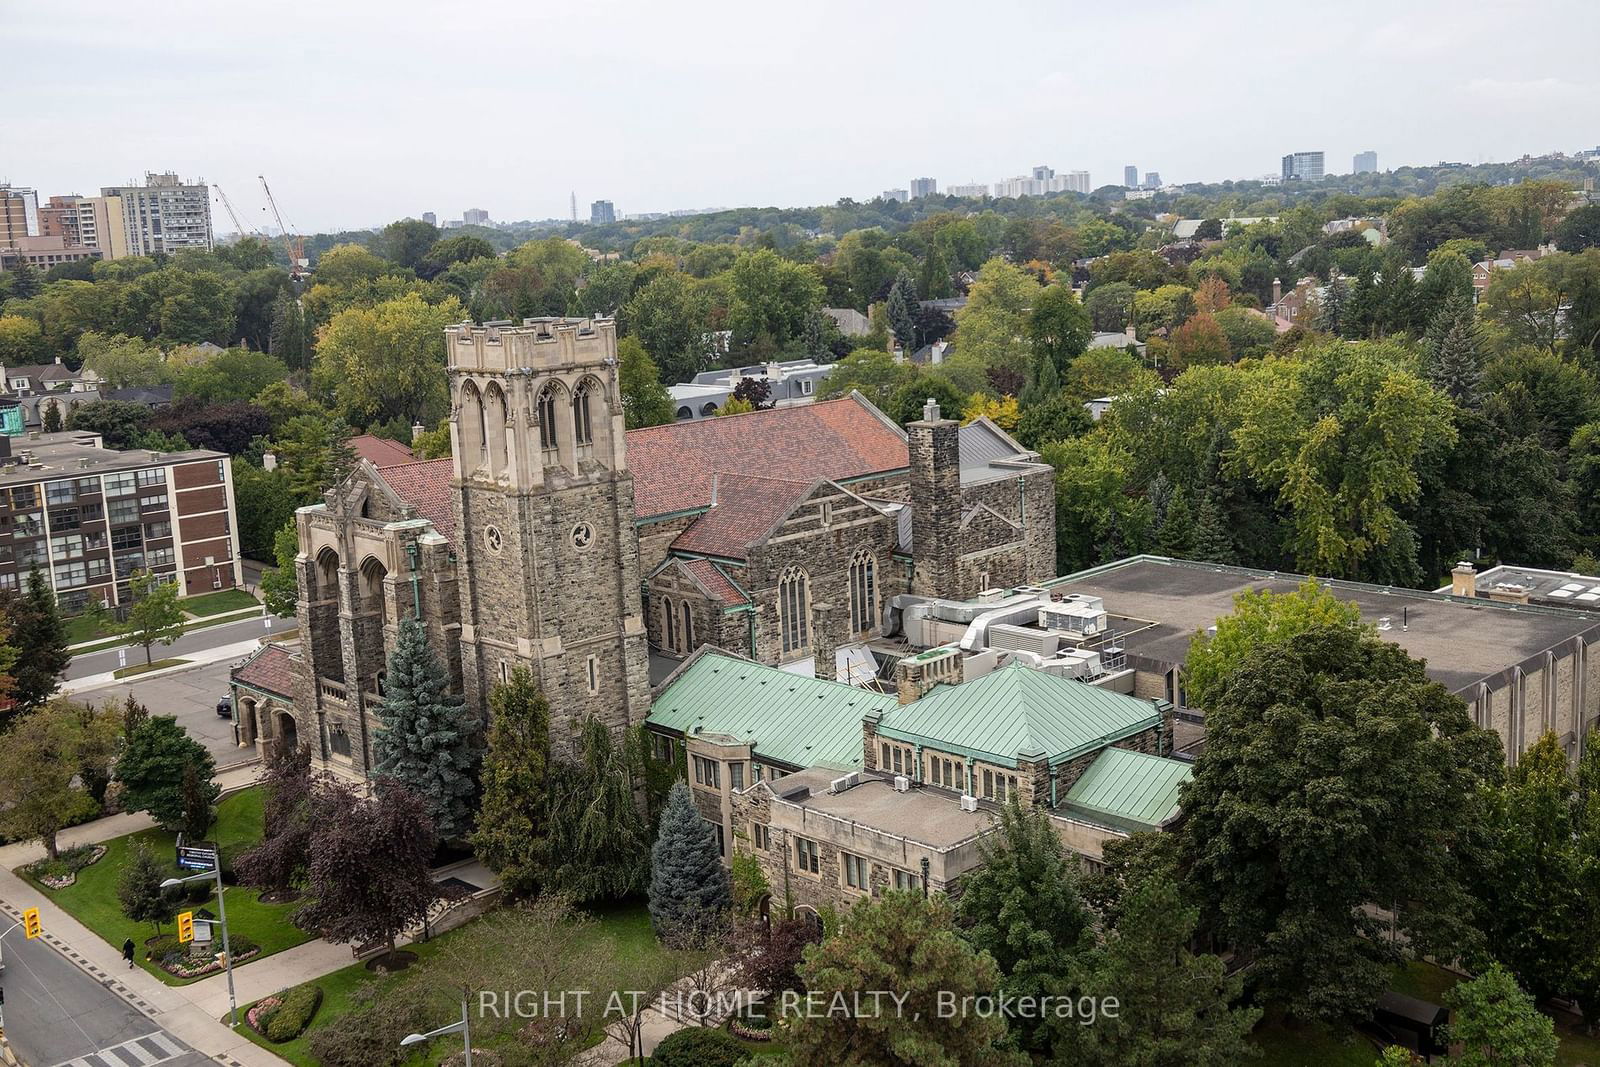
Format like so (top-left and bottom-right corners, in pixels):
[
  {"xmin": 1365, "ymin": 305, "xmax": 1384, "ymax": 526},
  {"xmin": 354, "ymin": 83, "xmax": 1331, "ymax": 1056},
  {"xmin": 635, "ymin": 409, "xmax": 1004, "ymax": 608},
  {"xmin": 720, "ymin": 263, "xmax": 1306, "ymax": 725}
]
[
  {"xmin": 1315, "ymin": 275, "xmax": 1352, "ymax": 336},
  {"xmin": 545, "ymin": 717, "xmax": 652, "ymax": 902},
  {"xmin": 8, "ymin": 262, "xmax": 41, "ymax": 300},
  {"xmin": 957, "ymin": 800, "xmax": 1093, "ymax": 1051},
  {"xmin": 648, "ymin": 782, "xmax": 731, "ymax": 946},
  {"xmin": 373, "ymin": 616, "xmax": 480, "ymax": 841},
  {"xmin": 1192, "ymin": 489, "xmax": 1236, "ymax": 565},
  {"xmin": 179, "ymin": 761, "xmax": 215, "ymax": 839},
  {"xmin": 470, "ymin": 668, "xmax": 551, "ymax": 898},
  {"xmin": 1423, "ymin": 292, "xmax": 1484, "ymax": 405},
  {"xmin": 1019, "ymin": 348, "xmax": 1061, "ymax": 409},
  {"xmin": 118, "ymin": 842, "xmax": 178, "ymax": 936},
  {"xmin": 885, "ymin": 268, "xmax": 919, "ymax": 351},
  {"xmin": 1443, "ymin": 964, "xmax": 1557, "ymax": 1067},
  {"xmin": 1156, "ymin": 487, "xmax": 1197, "ymax": 558},
  {"xmin": 41, "ymin": 404, "xmax": 62, "ymax": 433},
  {"xmin": 7, "ymin": 568, "xmax": 71, "ymax": 713},
  {"xmin": 268, "ymin": 290, "xmax": 312, "ymax": 371},
  {"xmin": 1053, "ymin": 864, "xmax": 1260, "ymax": 1067}
]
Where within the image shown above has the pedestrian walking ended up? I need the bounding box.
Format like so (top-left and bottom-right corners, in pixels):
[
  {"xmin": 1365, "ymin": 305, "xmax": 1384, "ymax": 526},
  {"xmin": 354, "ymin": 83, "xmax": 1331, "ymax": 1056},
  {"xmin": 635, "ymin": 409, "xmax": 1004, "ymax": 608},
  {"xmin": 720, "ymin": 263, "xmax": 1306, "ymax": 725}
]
[{"xmin": 122, "ymin": 937, "xmax": 136, "ymax": 969}]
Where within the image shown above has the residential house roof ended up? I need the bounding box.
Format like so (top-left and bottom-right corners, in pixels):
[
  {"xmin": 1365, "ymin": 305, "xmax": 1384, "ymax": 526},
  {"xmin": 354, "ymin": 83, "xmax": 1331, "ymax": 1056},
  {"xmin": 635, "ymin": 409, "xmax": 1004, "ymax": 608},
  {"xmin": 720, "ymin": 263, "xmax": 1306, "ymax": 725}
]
[
  {"xmin": 669, "ymin": 473, "xmax": 820, "ymax": 560},
  {"xmin": 349, "ymin": 434, "xmax": 415, "ymax": 467},
  {"xmin": 647, "ymin": 649, "xmax": 896, "ymax": 770},
  {"xmin": 625, "ymin": 393, "xmax": 908, "ymax": 519},
  {"xmin": 1059, "ymin": 747, "xmax": 1191, "ymax": 832},
  {"xmin": 375, "ymin": 458, "xmax": 456, "ymax": 545},
  {"xmin": 875, "ymin": 661, "xmax": 1163, "ymax": 767},
  {"xmin": 231, "ymin": 643, "xmax": 298, "ymax": 699},
  {"xmin": 3, "ymin": 362, "xmax": 79, "ymax": 393}
]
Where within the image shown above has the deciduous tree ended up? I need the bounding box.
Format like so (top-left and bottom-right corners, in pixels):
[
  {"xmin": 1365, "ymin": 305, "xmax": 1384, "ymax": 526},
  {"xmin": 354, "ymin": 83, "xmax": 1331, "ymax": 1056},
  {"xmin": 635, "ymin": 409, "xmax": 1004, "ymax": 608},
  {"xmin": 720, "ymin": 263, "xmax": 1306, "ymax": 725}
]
[
  {"xmin": 116, "ymin": 715, "xmax": 219, "ymax": 832},
  {"xmin": 1443, "ymin": 964, "xmax": 1557, "ymax": 1067},
  {"xmin": 121, "ymin": 570, "xmax": 185, "ymax": 666},
  {"xmin": 0, "ymin": 700, "xmax": 99, "ymax": 859},
  {"xmin": 312, "ymin": 292, "xmax": 464, "ymax": 427}
]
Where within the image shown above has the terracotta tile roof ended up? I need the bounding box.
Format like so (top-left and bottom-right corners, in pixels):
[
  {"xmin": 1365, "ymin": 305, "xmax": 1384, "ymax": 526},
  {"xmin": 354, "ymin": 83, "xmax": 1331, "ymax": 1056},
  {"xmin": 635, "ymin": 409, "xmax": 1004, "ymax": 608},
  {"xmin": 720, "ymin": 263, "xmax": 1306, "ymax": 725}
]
[
  {"xmin": 625, "ymin": 394, "xmax": 907, "ymax": 519},
  {"xmin": 377, "ymin": 458, "xmax": 456, "ymax": 545},
  {"xmin": 349, "ymin": 434, "xmax": 415, "ymax": 467},
  {"xmin": 681, "ymin": 558, "xmax": 750, "ymax": 606},
  {"xmin": 670, "ymin": 473, "xmax": 818, "ymax": 560},
  {"xmin": 232, "ymin": 643, "xmax": 297, "ymax": 699}
]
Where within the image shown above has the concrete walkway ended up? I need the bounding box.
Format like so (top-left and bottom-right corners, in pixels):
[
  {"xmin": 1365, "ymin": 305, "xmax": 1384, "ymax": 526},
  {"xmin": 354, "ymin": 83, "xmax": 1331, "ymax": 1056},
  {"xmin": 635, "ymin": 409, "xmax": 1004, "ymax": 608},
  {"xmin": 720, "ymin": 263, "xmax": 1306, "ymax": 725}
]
[{"xmin": 63, "ymin": 638, "xmax": 271, "ymax": 695}]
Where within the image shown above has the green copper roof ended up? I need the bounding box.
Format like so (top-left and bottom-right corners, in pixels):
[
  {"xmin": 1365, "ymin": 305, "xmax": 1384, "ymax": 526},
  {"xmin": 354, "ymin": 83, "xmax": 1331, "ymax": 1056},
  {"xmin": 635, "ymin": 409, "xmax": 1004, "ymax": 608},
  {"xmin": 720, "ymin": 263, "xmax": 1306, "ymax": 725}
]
[
  {"xmin": 876, "ymin": 662, "xmax": 1162, "ymax": 767},
  {"xmin": 1061, "ymin": 748, "xmax": 1192, "ymax": 832},
  {"xmin": 647, "ymin": 651, "xmax": 896, "ymax": 771}
]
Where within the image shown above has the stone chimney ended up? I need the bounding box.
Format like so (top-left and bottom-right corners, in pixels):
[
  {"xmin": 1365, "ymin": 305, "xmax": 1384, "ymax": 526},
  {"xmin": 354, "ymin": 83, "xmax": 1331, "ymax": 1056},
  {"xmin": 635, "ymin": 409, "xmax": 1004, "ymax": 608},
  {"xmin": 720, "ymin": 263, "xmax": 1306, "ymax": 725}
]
[
  {"xmin": 1450, "ymin": 561, "xmax": 1477, "ymax": 599},
  {"xmin": 908, "ymin": 399, "xmax": 961, "ymax": 597},
  {"xmin": 1272, "ymin": 277, "xmax": 1282, "ymax": 307},
  {"xmin": 411, "ymin": 420, "xmax": 426, "ymax": 442},
  {"xmin": 812, "ymin": 599, "xmax": 838, "ymax": 682},
  {"xmin": 1486, "ymin": 584, "xmax": 1530, "ymax": 606}
]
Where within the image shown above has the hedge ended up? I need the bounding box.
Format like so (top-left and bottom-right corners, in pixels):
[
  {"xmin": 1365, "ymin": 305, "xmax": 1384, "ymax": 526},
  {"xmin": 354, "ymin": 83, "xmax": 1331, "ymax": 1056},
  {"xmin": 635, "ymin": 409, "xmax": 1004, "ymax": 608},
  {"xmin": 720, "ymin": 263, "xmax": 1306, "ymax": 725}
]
[{"xmin": 265, "ymin": 984, "xmax": 323, "ymax": 1042}]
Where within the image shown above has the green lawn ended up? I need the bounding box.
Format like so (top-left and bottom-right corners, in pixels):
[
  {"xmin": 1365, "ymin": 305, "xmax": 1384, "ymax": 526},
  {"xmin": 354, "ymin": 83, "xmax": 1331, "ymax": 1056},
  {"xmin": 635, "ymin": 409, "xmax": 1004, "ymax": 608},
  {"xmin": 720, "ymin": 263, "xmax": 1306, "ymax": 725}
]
[
  {"xmin": 182, "ymin": 589, "xmax": 260, "ymax": 618},
  {"xmin": 16, "ymin": 788, "xmax": 311, "ymax": 986},
  {"xmin": 65, "ymin": 613, "xmax": 114, "ymax": 645},
  {"xmin": 234, "ymin": 898, "xmax": 703, "ymax": 1066},
  {"xmin": 113, "ymin": 657, "xmax": 188, "ymax": 679}
]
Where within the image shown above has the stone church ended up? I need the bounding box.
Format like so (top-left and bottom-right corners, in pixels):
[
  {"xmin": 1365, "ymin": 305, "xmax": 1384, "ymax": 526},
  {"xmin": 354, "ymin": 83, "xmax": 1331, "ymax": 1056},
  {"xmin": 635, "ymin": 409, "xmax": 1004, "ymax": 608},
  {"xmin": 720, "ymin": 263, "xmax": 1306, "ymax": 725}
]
[{"xmin": 230, "ymin": 317, "xmax": 1056, "ymax": 777}]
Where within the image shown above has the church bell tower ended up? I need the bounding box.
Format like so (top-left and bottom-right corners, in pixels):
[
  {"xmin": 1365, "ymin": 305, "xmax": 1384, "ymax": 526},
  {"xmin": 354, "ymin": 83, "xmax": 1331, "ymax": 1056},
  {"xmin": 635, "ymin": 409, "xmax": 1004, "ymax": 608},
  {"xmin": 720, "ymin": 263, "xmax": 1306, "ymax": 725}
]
[{"xmin": 446, "ymin": 317, "xmax": 652, "ymax": 746}]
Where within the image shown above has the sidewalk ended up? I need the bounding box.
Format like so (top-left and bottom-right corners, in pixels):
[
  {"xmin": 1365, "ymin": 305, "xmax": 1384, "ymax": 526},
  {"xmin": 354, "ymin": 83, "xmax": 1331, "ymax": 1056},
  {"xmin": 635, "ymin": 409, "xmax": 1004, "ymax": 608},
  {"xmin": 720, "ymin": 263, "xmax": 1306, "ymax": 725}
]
[{"xmin": 63, "ymin": 637, "xmax": 270, "ymax": 695}]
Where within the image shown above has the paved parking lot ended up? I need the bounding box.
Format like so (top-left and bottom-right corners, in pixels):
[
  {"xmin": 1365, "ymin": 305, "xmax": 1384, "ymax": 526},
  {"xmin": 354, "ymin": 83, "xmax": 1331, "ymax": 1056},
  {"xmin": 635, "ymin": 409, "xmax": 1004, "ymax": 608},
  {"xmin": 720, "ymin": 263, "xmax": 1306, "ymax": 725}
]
[{"xmin": 76, "ymin": 658, "xmax": 253, "ymax": 766}]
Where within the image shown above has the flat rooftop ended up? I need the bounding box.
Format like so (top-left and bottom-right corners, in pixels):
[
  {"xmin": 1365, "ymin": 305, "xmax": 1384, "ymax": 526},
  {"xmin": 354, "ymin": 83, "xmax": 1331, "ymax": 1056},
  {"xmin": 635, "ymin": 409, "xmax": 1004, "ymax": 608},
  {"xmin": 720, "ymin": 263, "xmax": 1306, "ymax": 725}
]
[
  {"xmin": 1048, "ymin": 556, "xmax": 1600, "ymax": 695},
  {"xmin": 1461, "ymin": 564, "xmax": 1600, "ymax": 608},
  {"xmin": 766, "ymin": 768, "xmax": 997, "ymax": 850},
  {"xmin": 0, "ymin": 432, "xmax": 222, "ymax": 480}
]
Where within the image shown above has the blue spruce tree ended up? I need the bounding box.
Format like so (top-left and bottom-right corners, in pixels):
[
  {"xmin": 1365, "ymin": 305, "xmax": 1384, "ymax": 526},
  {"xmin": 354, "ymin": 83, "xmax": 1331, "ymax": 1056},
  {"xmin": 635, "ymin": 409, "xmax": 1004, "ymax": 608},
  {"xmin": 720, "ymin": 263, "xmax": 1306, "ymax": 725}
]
[
  {"xmin": 374, "ymin": 616, "xmax": 480, "ymax": 840},
  {"xmin": 648, "ymin": 782, "xmax": 730, "ymax": 946}
]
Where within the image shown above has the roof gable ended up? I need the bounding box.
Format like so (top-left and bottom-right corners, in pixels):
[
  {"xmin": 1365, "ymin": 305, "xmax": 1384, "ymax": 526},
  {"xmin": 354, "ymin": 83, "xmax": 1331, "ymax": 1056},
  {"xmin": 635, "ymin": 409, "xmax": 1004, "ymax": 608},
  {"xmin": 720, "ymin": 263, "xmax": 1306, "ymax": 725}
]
[
  {"xmin": 232, "ymin": 643, "xmax": 298, "ymax": 699},
  {"xmin": 625, "ymin": 393, "xmax": 908, "ymax": 519},
  {"xmin": 1061, "ymin": 748, "xmax": 1192, "ymax": 831},
  {"xmin": 374, "ymin": 458, "xmax": 456, "ymax": 545},
  {"xmin": 647, "ymin": 649, "xmax": 896, "ymax": 770},
  {"xmin": 349, "ymin": 434, "xmax": 415, "ymax": 467},
  {"xmin": 670, "ymin": 474, "xmax": 819, "ymax": 560},
  {"xmin": 878, "ymin": 662, "xmax": 1161, "ymax": 766}
]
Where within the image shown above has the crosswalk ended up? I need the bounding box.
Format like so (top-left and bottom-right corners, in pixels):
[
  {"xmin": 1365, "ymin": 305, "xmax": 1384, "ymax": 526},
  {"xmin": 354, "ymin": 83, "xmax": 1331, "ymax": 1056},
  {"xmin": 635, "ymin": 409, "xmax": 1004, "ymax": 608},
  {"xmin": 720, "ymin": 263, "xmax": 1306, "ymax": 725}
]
[{"xmin": 49, "ymin": 1031, "xmax": 187, "ymax": 1067}]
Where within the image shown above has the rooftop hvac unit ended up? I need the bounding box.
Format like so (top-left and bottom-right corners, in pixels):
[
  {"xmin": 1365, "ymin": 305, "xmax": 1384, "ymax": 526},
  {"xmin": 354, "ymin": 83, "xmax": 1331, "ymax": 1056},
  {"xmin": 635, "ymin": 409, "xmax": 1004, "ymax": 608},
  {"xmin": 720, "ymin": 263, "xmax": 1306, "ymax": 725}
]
[
  {"xmin": 987, "ymin": 623, "xmax": 1059, "ymax": 657},
  {"xmin": 893, "ymin": 775, "xmax": 910, "ymax": 792},
  {"xmin": 976, "ymin": 588, "xmax": 1008, "ymax": 604},
  {"xmin": 829, "ymin": 772, "xmax": 861, "ymax": 794},
  {"xmin": 959, "ymin": 794, "xmax": 979, "ymax": 813}
]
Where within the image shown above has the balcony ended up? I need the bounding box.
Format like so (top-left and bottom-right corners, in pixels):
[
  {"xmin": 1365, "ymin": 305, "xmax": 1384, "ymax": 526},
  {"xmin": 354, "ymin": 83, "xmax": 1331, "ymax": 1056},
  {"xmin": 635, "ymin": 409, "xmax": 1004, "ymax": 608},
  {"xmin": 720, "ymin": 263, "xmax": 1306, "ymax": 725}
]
[{"xmin": 317, "ymin": 677, "xmax": 347, "ymax": 706}]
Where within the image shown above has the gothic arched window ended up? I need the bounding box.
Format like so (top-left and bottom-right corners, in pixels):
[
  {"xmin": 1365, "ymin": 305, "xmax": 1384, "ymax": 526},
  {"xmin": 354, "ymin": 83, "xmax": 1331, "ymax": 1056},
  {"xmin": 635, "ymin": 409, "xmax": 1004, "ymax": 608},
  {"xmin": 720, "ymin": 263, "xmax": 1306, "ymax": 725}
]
[
  {"xmin": 329, "ymin": 722, "xmax": 352, "ymax": 758},
  {"xmin": 778, "ymin": 566, "xmax": 810, "ymax": 655},
  {"xmin": 680, "ymin": 600, "xmax": 694, "ymax": 654},
  {"xmin": 848, "ymin": 547, "xmax": 876, "ymax": 635},
  {"xmin": 662, "ymin": 595, "xmax": 678, "ymax": 652},
  {"xmin": 573, "ymin": 380, "xmax": 595, "ymax": 459},
  {"xmin": 537, "ymin": 383, "xmax": 559, "ymax": 464}
]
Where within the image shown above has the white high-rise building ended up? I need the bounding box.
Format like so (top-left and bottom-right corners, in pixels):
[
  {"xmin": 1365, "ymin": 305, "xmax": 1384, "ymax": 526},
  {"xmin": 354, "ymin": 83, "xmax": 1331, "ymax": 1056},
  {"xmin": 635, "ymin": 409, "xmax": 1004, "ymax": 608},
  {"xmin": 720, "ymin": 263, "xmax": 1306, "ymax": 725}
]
[
  {"xmin": 909, "ymin": 177, "xmax": 938, "ymax": 199},
  {"xmin": 100, "ymin": 172, "xmax": 212, "ymax": 255},
  {"xmin": 1353, "ymin": 150, "xmax": 1378, "ymax": 174},
  {"xmin": 947, "ymin": 182, "xmax": 989, "ymax": 198},
  {"xmin": 881, "ymin": 188, "xmax": 909, "ymax": 202},
  {"xmin": 1281, "ymin": 151, "xmax": 1325, "ymax": 181}
]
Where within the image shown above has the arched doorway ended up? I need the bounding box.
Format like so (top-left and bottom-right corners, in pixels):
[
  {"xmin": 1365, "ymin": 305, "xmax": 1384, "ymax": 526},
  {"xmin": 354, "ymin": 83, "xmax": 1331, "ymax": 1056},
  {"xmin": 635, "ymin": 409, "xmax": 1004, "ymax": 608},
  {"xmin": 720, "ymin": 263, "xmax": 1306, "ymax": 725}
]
[
  {"xmin": 795, "ymin": 905, "xmax": 824, "ymax": 939},
  {"xmin": 276, "ymin": 711, "xmax": 299, "ymax": 755}
]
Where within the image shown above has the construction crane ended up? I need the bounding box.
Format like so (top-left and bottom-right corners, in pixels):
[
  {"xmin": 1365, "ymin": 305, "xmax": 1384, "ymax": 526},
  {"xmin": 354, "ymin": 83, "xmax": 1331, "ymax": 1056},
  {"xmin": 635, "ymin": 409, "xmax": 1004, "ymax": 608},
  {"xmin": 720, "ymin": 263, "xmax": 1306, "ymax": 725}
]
[
  {"xmin": 258, "ymin": 175, "xmax": 306, "ymax": 277},
  {"xmin": 212, "ymin": 184, "xmax": 256, "ymax": 240}
]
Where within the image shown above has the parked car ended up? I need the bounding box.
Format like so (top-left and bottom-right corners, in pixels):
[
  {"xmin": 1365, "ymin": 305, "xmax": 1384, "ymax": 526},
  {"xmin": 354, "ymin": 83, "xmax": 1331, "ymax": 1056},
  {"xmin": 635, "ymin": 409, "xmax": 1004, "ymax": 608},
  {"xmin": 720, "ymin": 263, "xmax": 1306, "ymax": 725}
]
[{"xmin": 217, "ymin": 694, "xmax": 233, "ymax": 719}]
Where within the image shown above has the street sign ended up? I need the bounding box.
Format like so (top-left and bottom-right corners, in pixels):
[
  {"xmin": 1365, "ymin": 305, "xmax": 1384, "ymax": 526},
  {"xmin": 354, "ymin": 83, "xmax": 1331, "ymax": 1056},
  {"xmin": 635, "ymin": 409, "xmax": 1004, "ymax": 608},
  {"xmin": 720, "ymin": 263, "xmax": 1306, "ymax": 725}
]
[
  {"xmin": 21, "ymin": 910, "xmax": 39, "ymax": 939},
  {"xmin": 177, "ymin": 912, "xmax": 194, "ymax": 944}
]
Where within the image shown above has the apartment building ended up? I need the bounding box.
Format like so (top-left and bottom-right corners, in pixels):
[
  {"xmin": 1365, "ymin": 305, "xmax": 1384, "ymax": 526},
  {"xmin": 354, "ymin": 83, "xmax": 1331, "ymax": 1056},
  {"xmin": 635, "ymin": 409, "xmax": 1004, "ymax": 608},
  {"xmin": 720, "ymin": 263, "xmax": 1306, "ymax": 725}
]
[
  {"xmin": 100, "ymin": 172, "xmax": 212, "ymax": 256},
  {"xmin": 0, "ymin": 430, "xmax": 242, "ymax": 611},
  {"xmin": 73, "ymin": 196, "xmax": 128, "ymax": 260},
  {"xmin": 1281, "ymin": 151, "xmax": 1325, "ymax": 181},
  {"xmin": 909, "ymin": 177, "xmax": 938, "ymax": 199}
]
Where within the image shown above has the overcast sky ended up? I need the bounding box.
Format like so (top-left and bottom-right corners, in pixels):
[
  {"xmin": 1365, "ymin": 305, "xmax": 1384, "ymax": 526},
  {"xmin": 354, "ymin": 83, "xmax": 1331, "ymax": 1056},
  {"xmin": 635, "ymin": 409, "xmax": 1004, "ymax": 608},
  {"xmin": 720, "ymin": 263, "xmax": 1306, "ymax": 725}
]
[{"xmin": 5, "ymin": 0, "xmax": 1598, "ymax": 234}]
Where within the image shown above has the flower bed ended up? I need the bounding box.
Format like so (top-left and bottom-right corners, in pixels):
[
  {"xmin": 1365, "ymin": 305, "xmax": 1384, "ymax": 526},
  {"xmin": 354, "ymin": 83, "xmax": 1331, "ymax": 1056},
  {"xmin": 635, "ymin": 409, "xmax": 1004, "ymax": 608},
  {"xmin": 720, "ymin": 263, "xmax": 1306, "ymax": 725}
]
[
  {"xmin": 247, "ymin": 996, "xmax": 283, "ymax": 1033},
  {"xmin": 152, "ymin": 935, "xmax": 261, "ymax": 978},
  {"xmin": 21, "ymin": 844, "xmax": 107, "ymax": 889},
  {"xmin": 729, "ymin": 1001, "xmax": 775, "ymax": 1041}
]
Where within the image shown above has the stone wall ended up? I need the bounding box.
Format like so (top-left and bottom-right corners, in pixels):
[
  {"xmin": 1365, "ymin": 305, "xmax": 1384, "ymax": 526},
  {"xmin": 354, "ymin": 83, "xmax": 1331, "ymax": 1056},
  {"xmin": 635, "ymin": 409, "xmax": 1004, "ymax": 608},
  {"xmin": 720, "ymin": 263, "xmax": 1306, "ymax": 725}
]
[{"xmin": 908, "ymin": 410, "xmax": 960, "ymax": 597}]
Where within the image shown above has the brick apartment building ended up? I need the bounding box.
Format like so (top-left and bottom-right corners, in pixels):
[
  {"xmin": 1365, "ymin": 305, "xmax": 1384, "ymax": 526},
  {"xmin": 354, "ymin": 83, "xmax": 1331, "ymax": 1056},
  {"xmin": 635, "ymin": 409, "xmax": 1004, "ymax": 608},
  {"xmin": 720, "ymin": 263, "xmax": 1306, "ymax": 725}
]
[{"xmin": 0, "ymin": 430, "xmax": 242, "ymax": 611}]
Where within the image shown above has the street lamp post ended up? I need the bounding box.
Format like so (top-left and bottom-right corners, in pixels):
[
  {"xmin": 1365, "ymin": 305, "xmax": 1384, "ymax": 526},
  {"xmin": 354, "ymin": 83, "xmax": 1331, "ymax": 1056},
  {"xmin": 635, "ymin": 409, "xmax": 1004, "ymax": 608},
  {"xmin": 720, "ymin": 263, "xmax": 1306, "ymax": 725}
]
[
  {"xmin": 162, "ymin": 862, "xmax": 238, "ymax": 1029},
  {"xmin": 400, "ymin": 993, "xmax": 472, "ymax": 1066}
]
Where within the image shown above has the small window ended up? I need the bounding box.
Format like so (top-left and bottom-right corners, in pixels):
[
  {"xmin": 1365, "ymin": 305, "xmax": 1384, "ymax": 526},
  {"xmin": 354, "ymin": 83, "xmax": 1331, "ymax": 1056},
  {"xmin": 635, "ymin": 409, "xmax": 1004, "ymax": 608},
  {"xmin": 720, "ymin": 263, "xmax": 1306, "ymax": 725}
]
[
  {"xmin": 650, "ymin": 732, "xmax": 675, "ymax": 763},
  {"xmin": 752, "ymin": 763, "xmax": 763, "ymax": 783},
  {"xmin": 753, "ymin": 823, "xmax": 771, "ymax": 850},
  {"xmin": 693, "ymin": 755, "xmax": 721, "ymax": 789},
  {"xmin": 705, "ymin": 819, "xmax": 725, "ymax": 857},
  {"xmin": 819, "ymin": 500, "xmax": 833, "ymax": 526},
  {"xmin": 586, "ymin": 654, "xmax": 599, "ymax": 695},
  {"xmin": 892, "ymin": 747, "xmax": 903, "ymax": 774},
  {"xmin": 730, "ymin": 762, "xmax": 745, "ymax": 791},
  {"xmin": 795, "ymin": 836, "xmax": 820, "ymax": 875}
]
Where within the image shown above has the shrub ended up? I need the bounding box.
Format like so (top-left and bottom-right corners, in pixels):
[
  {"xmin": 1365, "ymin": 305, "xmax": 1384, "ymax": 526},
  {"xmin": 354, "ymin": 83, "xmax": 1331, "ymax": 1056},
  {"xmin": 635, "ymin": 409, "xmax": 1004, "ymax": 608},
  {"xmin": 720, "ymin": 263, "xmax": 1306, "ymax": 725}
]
[
  {"xmin": 649, "ymin": 1025, "xmax": 746, "ymax": 1067},
  {"xmin": 185, "ymin": 880, "xmax": 213, "ymax": 904},
  {"xmin": 265, "ymin": 984, "xmax": 323, "ymax": 1042}
]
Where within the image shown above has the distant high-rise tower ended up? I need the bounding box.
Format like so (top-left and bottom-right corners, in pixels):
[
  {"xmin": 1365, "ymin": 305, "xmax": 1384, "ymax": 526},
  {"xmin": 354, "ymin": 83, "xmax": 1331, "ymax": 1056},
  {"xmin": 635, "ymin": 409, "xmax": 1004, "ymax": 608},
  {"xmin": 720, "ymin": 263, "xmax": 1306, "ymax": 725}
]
[
  {"xmin": 422, "ymin": 211, "xmax": 437, "ymax": 226},
  {"xmin": 570, "ymin": 191, "xmax": 577, "ymax": 223},
  {"xmin": 1031, "ymin": 165, "xmax": 1054, "ymax": 181},
  {"xmin": 590, "ymin": 200, "xmax": 616, "ymax": 225},
  {"xmin": 1353, "ymin": 150, "xmax": 1378, "ymax": 175},
  {"xmin": 100, "ymin": 173, "xmax": 212, "ymax": 255},
  {"xmin": 1124, "ymin": 165, "xmax": 1138, "ymax": 188},
  {"xmin": 463, "ymin": 208, "xmax": 490, "ymax": 226},
  {"xmin": 1143, "ymin": 171, "xmax": 1161, "ymax": 189},
  {"xmin": 909, "ymin": 177, "xmax": 938, "ymax": 199},
  {"xmin": 1281, "ymin": 151, "xmax": 1325, "ymax": 181}
]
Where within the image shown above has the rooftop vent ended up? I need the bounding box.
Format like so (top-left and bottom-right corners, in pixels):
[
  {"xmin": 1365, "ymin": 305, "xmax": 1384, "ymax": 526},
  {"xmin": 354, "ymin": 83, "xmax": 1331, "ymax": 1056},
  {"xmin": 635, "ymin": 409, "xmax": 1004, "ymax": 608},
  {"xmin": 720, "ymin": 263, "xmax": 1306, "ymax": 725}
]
[
  {"xmin": 959, "ymin": 794, "xmax": 979, "ymax": 813},
  {"xmin": 829, "ymin": 772, "xmax": 862, "ymax": 794}
]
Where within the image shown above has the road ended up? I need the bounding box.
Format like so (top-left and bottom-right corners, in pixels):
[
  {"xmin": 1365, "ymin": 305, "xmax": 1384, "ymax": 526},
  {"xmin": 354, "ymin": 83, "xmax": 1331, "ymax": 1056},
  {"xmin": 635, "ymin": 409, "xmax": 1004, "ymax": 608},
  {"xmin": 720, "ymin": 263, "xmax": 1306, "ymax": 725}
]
[
  {"xmin": 0, "ymin": 931, "xmax": 209, "ymax": 1067},
  {"xmin": 65, "ymin": 613, "xmax": 292, "ymax": 681},
  {"xmin": 76, "ymin": 659, "xmax": 248, "ymax": 764}
]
